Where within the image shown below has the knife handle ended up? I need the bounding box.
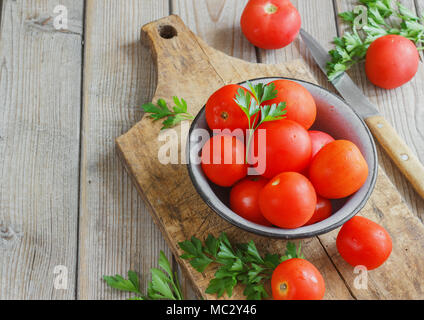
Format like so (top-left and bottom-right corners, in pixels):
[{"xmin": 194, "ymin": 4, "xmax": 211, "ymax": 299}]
[{"xmin": 365, "ymin": 115, "xmax": 424, "ymax": 199}]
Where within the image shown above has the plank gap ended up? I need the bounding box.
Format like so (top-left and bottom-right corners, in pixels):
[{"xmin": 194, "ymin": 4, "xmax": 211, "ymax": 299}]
[
  {"xmin": 0, "ymin": 0, "xmax": 3, "ymax": 33},
  {"xmin": 75, "ymin": 0, "xmax": 88, "ymax": 301},
  {"xmin": 316, "ymin": 237, "xmax": 356, "ymax": 300},
  {"xmin": 169, "ymin": 0, "xmax": 174, "ymax": 16},
  {"xmin": 255, "ymin": 46, "xmax": 262, "ymax": 63},
  {"xmin": 332, "ymin": 0, "xmax": 341, "ymax": 37}
]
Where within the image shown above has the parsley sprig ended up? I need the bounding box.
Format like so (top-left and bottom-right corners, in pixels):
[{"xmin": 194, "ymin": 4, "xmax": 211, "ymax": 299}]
[
  {"xmin": 234, "ymin": 81, "xmax": 287, "ymax": 163},
  {"xmin": 179, "ymin": 233, "xmax": 303, "ymax": 300},
  {"xmin": 103, "ymin": 251, "xmax": 184, "ymax": 300},
  {"xmin": 327, "ymin": 0, "xmax": 424, "ymax": 81},
  {"xmin": 141, "ymin": 97, "xmax": 194, "ymax": 130}
]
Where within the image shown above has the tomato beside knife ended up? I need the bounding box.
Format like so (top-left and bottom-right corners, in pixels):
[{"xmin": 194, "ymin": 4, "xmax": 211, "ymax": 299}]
[{"xmin": 241, "ymin": 0, "xmax": 301, "ymax": 50}]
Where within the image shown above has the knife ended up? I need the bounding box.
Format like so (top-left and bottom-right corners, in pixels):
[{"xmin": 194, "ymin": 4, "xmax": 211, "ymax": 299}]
[{"xmin": 300, "ymin": 29, "xmax": 424, "ymax": 199}]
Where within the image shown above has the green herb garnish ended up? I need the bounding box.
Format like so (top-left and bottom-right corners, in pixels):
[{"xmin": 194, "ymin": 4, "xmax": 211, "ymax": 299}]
[
  {"xmin": 141, "ymin": 97, "xmax": 194, "ymax": 130},
  {"xmin": 234, "ymin": 82, "xmax": 287, "ymax": 163},
  {"xmin": 179, "ymin": 232, "xmax": 303, "ymax": 300},
  {"xmin": 103, "ymin": 251, "xmax": 184, "ymax": 300},
  {"xmin": 327, "ymin": 0, "xmax": 424, "ymax": 81}
]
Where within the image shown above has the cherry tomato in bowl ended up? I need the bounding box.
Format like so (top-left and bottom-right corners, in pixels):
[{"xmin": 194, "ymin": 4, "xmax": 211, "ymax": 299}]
[
  {"xmin": 309, "ymin": 130, "xmax": 335, "ymax": 158},
  {"xmin": 302, "ymin": 130, "xmax": 335, "ymax": 175},
  {"xmin": 259, "ymin": 172, "xmax": 317, "ymax": 229},
  {"xmin": 266, "ymin": 80, "xmax": 317, "ymax": 130},
  {"xmin": 230, "ymin": 176, "xmax": 271, "ymax": 226},
  {"xmin": 205, "ymin": 84, "xmax": 253, "ymax": 132},
  {"xmin": 251, "ymin": 119, "xmax": 312, "ymax": 179},
  {"xmin": 304, "ymin": 196, "xmax": 332, "ymax": 226},
  {"xmin": 201, "ymin": 134, "xmax": 248, "ymax": 187},
  {"xmin": 241, "ymin": 0, "xmax": 301, "ymax": 50},
  {"xmin": 309, "ymin": 140, "xmax": 369, "ymax": 199}
]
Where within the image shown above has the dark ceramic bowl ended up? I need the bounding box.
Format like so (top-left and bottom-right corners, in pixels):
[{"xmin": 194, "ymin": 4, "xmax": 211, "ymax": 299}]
[{"xmin": 187, "ymin": 77, "xmax": 378, "ymax": 239}]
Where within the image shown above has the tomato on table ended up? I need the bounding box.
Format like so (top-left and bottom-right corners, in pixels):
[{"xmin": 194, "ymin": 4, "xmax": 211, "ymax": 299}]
[
  {"xmin": 309, "ymin": 130, "xmax": 335, "ymax": 158},
  {"xmin": 259, "ymin": 172, "xmax": 316, "ymax": 229},
  {"xmin": 271, "ymin": 258, "xmax": 325, "ymax": 300},
  {"xmin": 337, "ymin": 216, "xmax": 392, "ymax": 270},
  {"xmin": 241, "ymin": 0, "xmax": 301, "ymax": 50},
  {"xmin": 309, "ymin": 140, "xmax": 368, "ymax": 199},
  {"xmin": 230, "ymin": 176, "xmax": 271, "ymax": 226},
  {"xmin": 205, "ymin": 84, "xmax": 253, "ymax": 132},
  {"xmin": 365, "ymin": 34, "xmax": 419, "ymax": 89},
  {"xmin": 304, "ymin": 195, "xmax": 332, "ymax": 226},
  {"xmin": 266, "ymin": 80, "xmax": 317, "ymax": 130},
  {"xmin": 201, "ymin": 134, "xmax": 248, "ymax": 187},
  {"xmin": 252, "ymin": 119, "xmax": 312, "ymax": 179}
]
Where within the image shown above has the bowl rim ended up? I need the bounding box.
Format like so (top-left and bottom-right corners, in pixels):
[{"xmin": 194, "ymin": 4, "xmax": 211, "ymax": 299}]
[{"xmin": 186, "ymin": 76, "xmax": 378, "ymax": 239}]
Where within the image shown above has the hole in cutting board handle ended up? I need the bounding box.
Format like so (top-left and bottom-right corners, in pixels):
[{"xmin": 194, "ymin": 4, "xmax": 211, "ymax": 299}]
[{"xmin": 159, "ymin": 25, "xmax": 177, "ymax": 39}]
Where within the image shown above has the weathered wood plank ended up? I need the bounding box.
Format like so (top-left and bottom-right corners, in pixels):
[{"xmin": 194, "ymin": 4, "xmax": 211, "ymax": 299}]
[
  {"xmin": 335, "ymin": 0, "xmax": 424, "ymax": 221},
  {"xmin": 77, "ymin": 0, "xmax": 170, "ymax": 300},
  {"xmin": 170, "ymin": 0, "xmax": 256, "ymax": 300},
  {"xmin": 252, "ymin": 0, "xmax": 355, "ymax": 299},
  {"xmin": 0, "ymin": 0, "xmax": 83, "ymax": 299},
  {"xmin": 117, "ymin": 13, "xmax": 354, "ymax": 300},
  {"xmin": 295, "ymin": 0, "xmax": 424, "ymax": 299},
  {"xmin": 172, "ymin": 0, "xmax": 256, "ymax": 62},
  {"xmin": 416, "ymin": 0, "xmax": 424, "ymax": 17}
]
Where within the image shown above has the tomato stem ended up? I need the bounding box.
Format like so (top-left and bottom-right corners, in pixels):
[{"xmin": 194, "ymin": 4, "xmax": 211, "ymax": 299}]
[
  {"xmin": 264, "ymin": 3, "xmax": 278, "ymax": 14},
  {"xmin": 245, "ymin": 112, "xmax": 261, "ymax": 164}
]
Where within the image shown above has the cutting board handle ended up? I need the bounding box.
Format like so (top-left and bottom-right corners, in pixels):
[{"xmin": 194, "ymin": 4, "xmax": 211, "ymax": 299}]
[
  {"xmin": 141, "ymin": 15, "xmax": 191, "ymax": 60},
  {"xmin": 141, "ymin": 15, "xmax": 217, "ymax": 102},
  {"xmin": 140, "ymin": 15, "xmax": 311, "ymax": 114}
]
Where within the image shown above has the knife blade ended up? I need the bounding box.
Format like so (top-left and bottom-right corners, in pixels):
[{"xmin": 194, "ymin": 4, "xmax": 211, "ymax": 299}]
[
  {"xmin": 299, "ymin": 29, "xmax": 379, "ymax": 119},
  {"xmin": 300, "ymin": 28, "xmax": 424, "ymax": 199}
]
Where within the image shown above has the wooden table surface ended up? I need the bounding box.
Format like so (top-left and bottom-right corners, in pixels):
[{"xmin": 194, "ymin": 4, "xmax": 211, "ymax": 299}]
[{"xmin": 0, "ymin": 0, "xmax": 423, "ymax": 300}]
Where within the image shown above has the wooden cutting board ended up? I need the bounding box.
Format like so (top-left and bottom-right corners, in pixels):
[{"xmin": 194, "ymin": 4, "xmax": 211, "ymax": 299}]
[{"xmin": 116, "ymin": 15, "xmax": 424, "ymax": 300}]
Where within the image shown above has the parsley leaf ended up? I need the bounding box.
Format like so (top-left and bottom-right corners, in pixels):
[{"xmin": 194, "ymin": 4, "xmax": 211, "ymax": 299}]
[
  {"xmin": 281, "ymin": 241, "xmax": 305, "ymax": 262},
  {"xmin": 179, "ymin": 233, "xmax": 304, "ymax": 300},
  {"xmin": 103, "ymin": 271, "xmax": 142, "ymax": 295},
  {"xmin": 103, "ymin": 251, "xmax": 184, "ymax": 300},
  {"xmin": 327, "ymin": 0, "xmax": 424, "ymax": 81},
  {"xmin": 246, "ymin": 81, "xmax": 278, "ymax": 105},
  {"xmin": 141, "ymin": 97, "xmax": 194, "ymax": 130},
  {"xmin": 234, "ymin": 82, "xmax": 287, "ymax": 163},
  {"xmin": 179, "ymin": 236, "xmax": 214, "ymax": 273},
  {"xmin": 206, "ymin": 277, "xmax": 237, "ymax": 298}
]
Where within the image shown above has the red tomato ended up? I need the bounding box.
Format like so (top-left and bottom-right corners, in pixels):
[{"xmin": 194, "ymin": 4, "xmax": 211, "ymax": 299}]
[
  {"xmin": 304, "ymin": 195, "xmax": 332, "ymax": 226},
  {"xmin": 309, "ymin": 130, "xmax": 335, "ymax": 158},
  {"xmin": 271, "ymin": 258, "xmax": 325, "ymax": 300},
  {"xmin": 266, "ymin": 80, "xmax": 317, "ymax": 129},
  {"xmin": 259, "ymin": 172, "xmax": 316, "ymax": 229},
  {"xmin": 201, "ymin": 134, "xmax": 248, "ymax": 187},
  {"xmin": 205, "ymin": 84, "xmax": 251, "ymax": 132},
  {"xmin": 366, "ymin": 35, "xmax": 419, "ymax": 89},
  {"xmin": 230, "ymin": 176, "xmax": 271, "ymax": 226},
  {"xmin": 337, "ymin": 216, "xmax": 392, "ymax": 270},
  {"xmin": 240, "ymin": 0, "xmax": 301, "ymax": 50},
  {"xmin": 309, "ymin": 140, "xmax": 368, "ymax": 199},
  {"xmin": 252, "ymin": 119, "xmax": 312, "ymax": 179}
]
